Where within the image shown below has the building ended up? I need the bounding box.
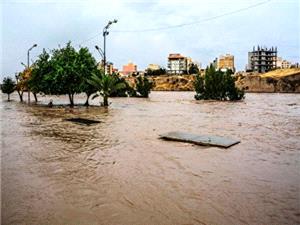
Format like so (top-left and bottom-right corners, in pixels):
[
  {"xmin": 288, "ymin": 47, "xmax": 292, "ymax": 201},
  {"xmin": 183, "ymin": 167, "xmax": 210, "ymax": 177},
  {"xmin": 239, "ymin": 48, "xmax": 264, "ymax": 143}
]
[
  {"xmin": 277, "ymin": 57, "xmax": 292, "ymax": 69},
  {"xmin": 167, "ymin": 53, "xmax": 187, "ymax": 74},
  {"xmin": 122, "ymin": 61, "xmax": 137, "ymax": 76},
  {"xmin": 97, "ymin": 60, "xmax": 116, "ymax": 75},
  {"xmin": 218, "ymin": 54, "xmax": 235, "ymax": 72},
  {"xmin": 247, "ymin": 46, "xmax": 277, "ymax": 73},
  {"xmin": 147, "ymin": 64, "xmax": 161, "ymax": 71}
]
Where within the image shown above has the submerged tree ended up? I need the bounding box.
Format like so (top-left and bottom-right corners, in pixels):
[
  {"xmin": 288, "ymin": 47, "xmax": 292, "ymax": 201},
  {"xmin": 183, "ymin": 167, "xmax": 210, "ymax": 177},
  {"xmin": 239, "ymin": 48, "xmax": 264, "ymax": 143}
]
[
  {"xmin": 49, "ymin": 42, "xmax": 83, "ymax": 106},
  {"xmin": 77, "ymin": 47, "xmax": 98, "ymax": 106},
  {"xmin": 194, "ymin": 65, "xmax": 244, "ymax": 101},
  {"xmin": 188, "ymin": 63, "xmax": 200, "ymax": 74},
  {"xmin": 135, "ymin": 75, "xmax": 152, "ymax": 98},
  {"xmin": 28, "ymin": 49, "xmax": 53, "ymax": 101},
  {"xmin": 1, "ymin": 77, "xmax": 16, "ymax": 101},
  {"xmin": 15, "ymin": 72, "xmax": 25, "ymax": 102},
  {"xmin": 88, "ymin": 72, "xmax": 126, "ymax": 106},
  {"xmin": 109, "ymin": 73, "xmax": 131, "ymax": 97}
]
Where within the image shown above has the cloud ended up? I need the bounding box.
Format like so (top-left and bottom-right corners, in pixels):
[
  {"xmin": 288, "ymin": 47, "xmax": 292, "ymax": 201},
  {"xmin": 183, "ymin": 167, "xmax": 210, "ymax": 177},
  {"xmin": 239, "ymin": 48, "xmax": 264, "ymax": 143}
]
[{"xmin": 1, "ymin": 0, "xmax": 299, "ymax": 78}]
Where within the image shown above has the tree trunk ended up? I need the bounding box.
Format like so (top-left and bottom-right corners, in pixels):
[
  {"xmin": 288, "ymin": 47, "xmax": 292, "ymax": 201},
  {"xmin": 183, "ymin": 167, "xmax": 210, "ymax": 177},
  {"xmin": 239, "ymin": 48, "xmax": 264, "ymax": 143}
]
[
  {"xmin": 68, "ymin": 93, "xmax": 74, "ymax": 107},
  {"xmin": 17, "ymin": 90, "xmax": 23, "ymax": 102},
  {"xmin": 103, "ymin": 95, "xmax": 108, "ymax": 106},
  {"xmin": 84, "ymin": 93, "xmax": 90, "ymax": 106},
  {"xmin": 33, "ymin": 93, "xmax": 38, "ymax": 102},
  {"xmin": 8, "ymin": 94, "xmax": 10, "ymax": 101}
]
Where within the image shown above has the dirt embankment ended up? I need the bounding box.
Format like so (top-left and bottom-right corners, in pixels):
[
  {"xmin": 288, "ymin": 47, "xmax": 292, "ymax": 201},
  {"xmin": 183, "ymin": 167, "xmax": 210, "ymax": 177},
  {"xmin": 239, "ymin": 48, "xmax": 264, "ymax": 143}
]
[
  {"xmin": 124, "ymin": 69, "xmax": 300, "ymax": 93},
  {"xmin": 235, "ymin": 69, "xmax": 300, "ymax": 93},
  {"xmin": 125, "ymin": 75, "xmax": 196, "ymax": 91}
]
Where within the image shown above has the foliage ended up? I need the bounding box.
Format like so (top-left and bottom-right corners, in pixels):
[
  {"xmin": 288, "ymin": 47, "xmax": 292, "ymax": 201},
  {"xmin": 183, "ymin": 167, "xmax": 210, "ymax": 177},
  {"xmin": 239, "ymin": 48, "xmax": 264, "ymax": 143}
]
[
  {"xmin": 188, "ymin": 63, "xmax": 199, "ymax": 74},
  {"xmin": 29, "ymin": 49, "xmax": 53, "ymax": 100},
  {"xmin": 145, "ymin": 68, "xmax": 166, "ymax": 76},
  {"xmin": 48, "ymin": 42, "xmax": 83, "ymax": 106},
  {"xmin": 109, "ymin": 73, "xmax": 131, "ymax": 97},
  {"xmin": 27, "ymin": 43, "xmax": 99, "ymax": 106},
  {"xmin": 77, "ymin": 47, "xmax": 99, "ymax": 106},
  {"xmin": 15, "ymin": 72, "xmax": 26, "ymax": 102},
  {"xmin": 194, "ymin": 65, "xmax": 244, "ymax": 101},
  {"xmin": 1, "ymin": 77, "xmax": 16, "ymax": 101},
  {"xmin": 135, "ymin": 75, "xmax": 152, "ymax": 98},
  {"xmin": 88, "ymin": 72, "xmax": 126, "ymax": 106}
]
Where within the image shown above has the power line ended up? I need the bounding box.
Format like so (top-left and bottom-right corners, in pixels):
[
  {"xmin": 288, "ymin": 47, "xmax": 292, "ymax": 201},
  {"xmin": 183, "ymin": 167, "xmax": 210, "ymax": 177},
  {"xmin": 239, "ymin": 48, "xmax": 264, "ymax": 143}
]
[
  {"xmin": 112, "ymin": 0, "xmax": 272, "ymax": 33},
  {"xmin": 76, "ymin": 0, "xmax": 271, "ymax": 45}
]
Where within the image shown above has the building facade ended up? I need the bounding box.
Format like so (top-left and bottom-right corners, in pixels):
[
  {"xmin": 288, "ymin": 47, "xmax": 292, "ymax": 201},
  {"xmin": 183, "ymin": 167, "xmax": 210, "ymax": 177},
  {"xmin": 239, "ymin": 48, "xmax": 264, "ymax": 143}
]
[
  {"xmin": 97, "ymin": 60, "xmax": 115, "ymax": 75},
  {"xmin": 122, "ymin": 61, "xmax": 137, "ymax": 76},
  {"xmin": 167, "ymin": 53, "xmax": 187, "ymax": 74},
  {"xmin": 147, "ymin": 64, "xmax": 161, "ymax": 71},
  {"xmin": 277, "ymin": 57, "xmax": 292, "ymax": 69},
  {"xmin": 218, "ymin": 54, "xmax": 235, "ymax": 72},
  {"xmin": 247, "ymin": 46, "xmax": 277, "ymax": 73}
]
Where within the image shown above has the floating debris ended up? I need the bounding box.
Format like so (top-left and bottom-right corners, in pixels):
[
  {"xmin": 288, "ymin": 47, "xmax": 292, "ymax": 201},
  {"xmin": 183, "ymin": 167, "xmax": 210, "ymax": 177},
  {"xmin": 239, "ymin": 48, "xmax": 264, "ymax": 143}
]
[
  {"xmin": 65, "ymin": 117, "xmax": 101, "ymax": 126},
  {"xmin": 159, "ymin": 131, "xmax": 240, "ymax": 148}
]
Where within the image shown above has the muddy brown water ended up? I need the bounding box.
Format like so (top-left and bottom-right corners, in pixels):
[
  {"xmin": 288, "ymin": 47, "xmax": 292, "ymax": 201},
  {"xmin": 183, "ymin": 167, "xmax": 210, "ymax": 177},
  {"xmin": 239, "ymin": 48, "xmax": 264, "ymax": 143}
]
[{"xmin": 1, "ymin": 92, "xmax": 300, "ymax": 225}]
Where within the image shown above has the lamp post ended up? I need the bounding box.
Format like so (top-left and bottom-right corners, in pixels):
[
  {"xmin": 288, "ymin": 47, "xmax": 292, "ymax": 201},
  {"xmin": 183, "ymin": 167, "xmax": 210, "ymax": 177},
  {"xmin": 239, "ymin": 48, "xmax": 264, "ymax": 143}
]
[
  {"xmin": 27, "ymin": 44, "xmax": 37, "ymax": 103},
  {"xmin": 95, "ymin": 45, "xmax": 104, "ymax": 71},
  {"xmin": 103, "ymin": 19, "xmax": 117, "ymax": 74}
]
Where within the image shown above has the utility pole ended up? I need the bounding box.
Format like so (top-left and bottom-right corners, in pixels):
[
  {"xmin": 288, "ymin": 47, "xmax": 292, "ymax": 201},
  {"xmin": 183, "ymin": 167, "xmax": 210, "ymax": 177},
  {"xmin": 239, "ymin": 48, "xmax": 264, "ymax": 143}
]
[
  {"xmin": 27, "ymin": 44, "xmax": 37, "ymax": 103},
  {"xmin": 102, "ymin": 19, "xmax": 117, "ymax": 74}
]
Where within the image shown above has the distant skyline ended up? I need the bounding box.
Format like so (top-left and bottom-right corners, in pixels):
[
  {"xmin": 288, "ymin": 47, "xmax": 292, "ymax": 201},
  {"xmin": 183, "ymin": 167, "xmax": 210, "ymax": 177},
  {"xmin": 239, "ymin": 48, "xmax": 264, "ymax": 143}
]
[{"xmin": 1, "ymin": 0, "xmax": 299, "ymax": 78}]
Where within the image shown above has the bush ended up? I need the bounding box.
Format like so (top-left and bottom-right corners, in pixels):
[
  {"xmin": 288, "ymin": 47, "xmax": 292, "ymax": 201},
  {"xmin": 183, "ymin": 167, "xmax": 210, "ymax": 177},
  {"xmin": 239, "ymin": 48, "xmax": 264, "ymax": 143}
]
[
  {"xmin": 136, "ymin": 76, "xmax": 152, "ymax": 97},
  {"xmin": 194, "ymin": 65, "xmax": 244, "ymax": 101},
  {"xmin": 1, "ymin": 77, "xmax": 16, "ymax": 101}
]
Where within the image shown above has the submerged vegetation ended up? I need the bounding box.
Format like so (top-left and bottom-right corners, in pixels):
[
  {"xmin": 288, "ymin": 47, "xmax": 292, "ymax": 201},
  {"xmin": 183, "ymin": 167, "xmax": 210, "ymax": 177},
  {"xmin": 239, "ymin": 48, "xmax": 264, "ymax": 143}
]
[
  {"xmin": 194, "ymin": 65, "xmax": 244, "ymax": 101},
  {"xmin": 3, "ymin": 42, "xmax": 154, "ymax": 107},
  {"xmin": 2, "ymin": 43, "xmax": 246, "ymax": 107},
  {"xmin": 1, "ymin": 77, "xmax": 16, "ymax": 101}
]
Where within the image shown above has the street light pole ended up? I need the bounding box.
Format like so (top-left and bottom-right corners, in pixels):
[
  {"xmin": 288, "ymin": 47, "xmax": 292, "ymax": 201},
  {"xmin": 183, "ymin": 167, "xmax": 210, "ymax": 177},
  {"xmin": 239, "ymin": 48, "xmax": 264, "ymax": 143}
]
[
  {"xmin": 102, "ymin": 19, "xmax": 117, "ymax": 74},
  {"xmin": 27, "ymin": 44, "xmax": 37, "ymax": 103}
]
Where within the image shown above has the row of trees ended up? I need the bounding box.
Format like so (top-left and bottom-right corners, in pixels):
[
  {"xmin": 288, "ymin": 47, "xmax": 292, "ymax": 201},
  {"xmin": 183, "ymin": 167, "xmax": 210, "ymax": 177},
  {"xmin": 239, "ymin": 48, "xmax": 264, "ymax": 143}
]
[
  {"xmin": 1, "ymin": 42, "xmax": 153, "ymax": 106},
  {"xmin": 194, "ymin": 65, "xmax": 244, "ymax": 100}
]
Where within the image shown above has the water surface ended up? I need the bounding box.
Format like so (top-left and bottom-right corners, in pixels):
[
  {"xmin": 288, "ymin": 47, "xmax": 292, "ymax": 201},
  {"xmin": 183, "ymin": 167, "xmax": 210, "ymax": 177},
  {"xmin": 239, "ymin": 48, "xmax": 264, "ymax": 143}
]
[{"xmin": 1, "ymin": 92, "xmax": 300, "ymax": 224}]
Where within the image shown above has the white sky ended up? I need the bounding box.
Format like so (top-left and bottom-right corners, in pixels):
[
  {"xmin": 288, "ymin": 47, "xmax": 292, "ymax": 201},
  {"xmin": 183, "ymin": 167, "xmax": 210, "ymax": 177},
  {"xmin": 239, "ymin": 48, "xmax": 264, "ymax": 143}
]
[{"xmin": 1, "ymin": 0, "xmax": 299, "ymax": 77}]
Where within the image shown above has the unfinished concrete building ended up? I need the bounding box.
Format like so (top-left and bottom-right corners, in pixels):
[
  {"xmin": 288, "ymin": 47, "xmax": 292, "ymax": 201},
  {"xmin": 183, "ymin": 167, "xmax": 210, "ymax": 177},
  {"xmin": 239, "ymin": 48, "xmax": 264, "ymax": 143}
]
[{"xmin": 247, "ymin": 46, "xmax": 277, "ymax": 73}]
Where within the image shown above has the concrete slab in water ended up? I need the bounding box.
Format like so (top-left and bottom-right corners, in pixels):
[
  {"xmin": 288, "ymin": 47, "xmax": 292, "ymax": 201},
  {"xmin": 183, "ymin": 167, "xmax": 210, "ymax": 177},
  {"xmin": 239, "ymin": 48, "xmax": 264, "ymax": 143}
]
[
  {"xmin": 159, "ymin": 131, "xmax": 240, "ymax": 148},
  {"xmin": 65, "ymin": 118, "xmax": 101, "ymax": 126}
]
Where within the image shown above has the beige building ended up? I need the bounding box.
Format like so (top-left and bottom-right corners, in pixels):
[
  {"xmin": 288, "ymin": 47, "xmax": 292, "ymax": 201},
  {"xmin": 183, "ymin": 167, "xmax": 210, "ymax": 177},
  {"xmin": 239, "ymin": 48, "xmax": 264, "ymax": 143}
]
[
  {"xmin": 167, "ymin": 53, "xmax": 188, "ymax": 74},
  {"xmin": 277, "ymin": 57, "xmax": 291, "ymax": 69},
  {"xmin": 218, "ymin": 54, "xmax": 235, "ymax": 72},
  {"xmin": 147, "ymin": 64, "xmax": 160, "ymax": 71}
]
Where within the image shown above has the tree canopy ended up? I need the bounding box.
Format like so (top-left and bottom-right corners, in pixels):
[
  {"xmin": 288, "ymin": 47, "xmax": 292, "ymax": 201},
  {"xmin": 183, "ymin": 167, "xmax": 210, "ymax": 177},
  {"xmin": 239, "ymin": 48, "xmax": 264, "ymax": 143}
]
[
  {"xmin": 194, "ymin": 65, "xmax": 244, "ymax": 101},
  {"xmin": 1, "ymin": 77, "xmax": 16, "ymax": 101},
  {"xmin": 136, "ymin": 76, "xmax": 153, "ymax": 98}
]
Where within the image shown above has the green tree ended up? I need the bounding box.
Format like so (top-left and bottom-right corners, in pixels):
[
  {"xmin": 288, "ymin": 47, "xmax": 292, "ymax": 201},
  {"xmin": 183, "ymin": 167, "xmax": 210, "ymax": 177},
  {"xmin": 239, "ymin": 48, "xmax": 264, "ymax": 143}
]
[
  {"xmin": 88, "ymin": 72, "xmax": 126, "ymax": 106},
  {"xmin": 135, "ymin": 75, "xmax": 152, "ymax": 98},
  {"xmin": 28, "ymin": 49, "xmax": 53, "ymax": 101},
  {"xmin": 194, "ymin": 74, "xmax": 205, "ymax": 100},
  {"xmin": 77, "ymin": 47, "xmax": 98, "ymax": 106},
  {"xmin": 194, "ymin": 65, "xmax": 244, "ymax": 101},
  {"xmin": 145, "ymin": 68, "xmax": 166, "ymax": 76},
  {"xmin": 49, "ymin": 42, "xmax": 82, "ymax": 106},
  {"xmin": 109, "ymin": 73, "xmax": 131, "ymax": 97},
  {"xmin": 188, "ymin": 63, "xmax": 199, "ymax": 74},
  {"xmin": 1, "ymin": 77, "xmax": 16, "ymax": 101}
]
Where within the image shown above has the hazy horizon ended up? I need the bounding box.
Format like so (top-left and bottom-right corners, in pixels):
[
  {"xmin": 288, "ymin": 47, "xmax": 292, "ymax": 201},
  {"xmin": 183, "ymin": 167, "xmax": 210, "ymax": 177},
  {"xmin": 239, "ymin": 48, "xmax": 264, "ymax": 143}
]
[{"xmin": 1, "ymin": 0, "xmax": 299, "ymax": 78}]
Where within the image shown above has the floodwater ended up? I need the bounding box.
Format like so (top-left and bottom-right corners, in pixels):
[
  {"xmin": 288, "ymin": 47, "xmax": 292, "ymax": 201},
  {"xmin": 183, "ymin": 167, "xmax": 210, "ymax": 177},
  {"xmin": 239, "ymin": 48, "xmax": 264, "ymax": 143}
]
[{"xmin": 1, "ymin": 92, "xmax": 300, "ymax": 225}]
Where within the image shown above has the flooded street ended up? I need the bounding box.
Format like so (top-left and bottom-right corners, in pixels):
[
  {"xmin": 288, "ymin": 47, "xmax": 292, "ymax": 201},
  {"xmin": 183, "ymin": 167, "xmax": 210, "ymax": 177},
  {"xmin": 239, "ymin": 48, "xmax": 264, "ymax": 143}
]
[{"xmin": 1, "ymin": 92, "xmax": 300, "ymax": 225}]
